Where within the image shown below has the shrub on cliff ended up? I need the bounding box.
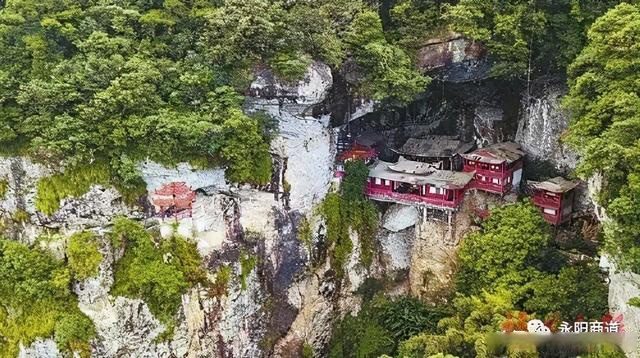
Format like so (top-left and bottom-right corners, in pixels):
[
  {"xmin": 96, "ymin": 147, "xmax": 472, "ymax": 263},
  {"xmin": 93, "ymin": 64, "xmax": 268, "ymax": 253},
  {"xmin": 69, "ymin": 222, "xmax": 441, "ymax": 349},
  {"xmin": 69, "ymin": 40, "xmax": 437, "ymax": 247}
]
[
  {"xmin": 110, "ymin": 218, "xmax": 208, "ymax": 333},
  {"xmin": 67, "ymin": 231, "xmax": 103, "ymax": 281},
  {"xmin": 0, "ymin": 239, "xmax": 95, "ymax": 357}
]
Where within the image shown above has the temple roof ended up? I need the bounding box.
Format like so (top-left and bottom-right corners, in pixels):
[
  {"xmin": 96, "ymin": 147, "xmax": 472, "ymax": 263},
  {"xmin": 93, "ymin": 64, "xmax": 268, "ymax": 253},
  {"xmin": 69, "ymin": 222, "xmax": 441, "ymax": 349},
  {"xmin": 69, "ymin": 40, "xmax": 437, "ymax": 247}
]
[
  {"xmin": 393, "ymin": 135, "xmax": 474, "ymax": 158},
  {"xmin": 461, "ymin": 141, "xmax": 524, "ymax": 164},
  {"xmin": 388, "ymin": 156, "xmax": 437, "ymax": 175},
  {"xmin": 369, "ymin": 158, "xmax": 475, "ymax": 189},
  {"xmin": 529, "ymin": 177, "xmax": 578, "ymax": 193}
]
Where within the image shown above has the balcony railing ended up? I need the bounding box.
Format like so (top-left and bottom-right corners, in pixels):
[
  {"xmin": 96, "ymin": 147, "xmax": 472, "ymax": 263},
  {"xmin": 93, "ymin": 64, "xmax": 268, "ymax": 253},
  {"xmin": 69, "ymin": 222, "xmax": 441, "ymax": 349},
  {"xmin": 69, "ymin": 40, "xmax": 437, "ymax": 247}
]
[
  {"xmin": 366, "ymin": 187, "xmax": 459, "ymax": 208},
  {"xmin": 463, "ymin": 166, "xmax": 505, "ymax": 177},
  {"xmin": 467, "ymin": 180, "xmax": 510, "ymax": 194},
  {"xmin": 533, "ymin": 196, "xmax": 561, "ymax": 208}
]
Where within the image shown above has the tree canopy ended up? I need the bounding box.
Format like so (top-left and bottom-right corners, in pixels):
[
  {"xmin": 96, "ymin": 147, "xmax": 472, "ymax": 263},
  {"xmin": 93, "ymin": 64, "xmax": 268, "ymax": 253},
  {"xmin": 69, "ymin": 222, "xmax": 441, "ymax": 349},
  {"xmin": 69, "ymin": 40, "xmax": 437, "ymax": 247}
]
[{"xmin": 564, "ymin": 2, "xmax": 640, "ymax": 273}]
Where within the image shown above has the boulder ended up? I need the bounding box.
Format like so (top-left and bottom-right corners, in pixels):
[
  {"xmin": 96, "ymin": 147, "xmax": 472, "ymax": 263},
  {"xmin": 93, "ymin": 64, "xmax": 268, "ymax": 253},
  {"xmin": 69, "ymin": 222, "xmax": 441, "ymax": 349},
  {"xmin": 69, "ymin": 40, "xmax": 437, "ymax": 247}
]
[
  {"xmin": 379, "ymin": 229, "xmax": 414, "ymax": 271},
  {"xmin": 382, "ymin": 204, "xmax": 420, "ymax": 232}
]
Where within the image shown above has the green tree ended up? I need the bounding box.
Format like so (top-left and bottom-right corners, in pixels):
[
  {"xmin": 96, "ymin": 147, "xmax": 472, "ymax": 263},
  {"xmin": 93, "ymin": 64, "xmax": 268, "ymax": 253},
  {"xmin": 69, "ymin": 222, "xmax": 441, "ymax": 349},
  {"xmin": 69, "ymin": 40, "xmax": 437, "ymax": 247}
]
[
  {"xmin": 455, "ymin": 201, "xmax": 552, "ymax": 296},
  {"xmin": 523, "ymin": 262, "xmax": 608, "ymax": 320},
  {"xmin": 399, "ymin": 289, "xmax": 514, "ymax": 358},
  {"xmin": 346, "ymin": 10, "xmax": 430, "ymax": 102},
  {"xmin": 564, "ymin": 2, "xmax": 640, "ymax": 273},
  {"xmin": 441, "ymin": 0, "xmax": 619, "ymax": 77},
  {"xmin": 329, "ymin": 295, "xmax": 447, "ymax": 357},
  {"xmin": 0, "ymin": 239, "xmax": 94, "ymax": 356},
  {"xmin": 66, "ymin": 231, "xmax": 103, "ymax": 281}
]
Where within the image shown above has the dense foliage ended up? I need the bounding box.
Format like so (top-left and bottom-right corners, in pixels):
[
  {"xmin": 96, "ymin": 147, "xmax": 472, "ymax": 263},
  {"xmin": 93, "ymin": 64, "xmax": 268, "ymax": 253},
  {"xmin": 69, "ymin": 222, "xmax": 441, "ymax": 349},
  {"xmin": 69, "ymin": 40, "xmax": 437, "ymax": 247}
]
[
  {"xmin": 0, "ymin": 0, "xmax": 434, "ymax": 198},
  {"xmin": 66, "ymin": 231, "xmax": 103, "ymax": 281},
  {"xmin": 110, "ymin": 218, "xmax": 207, "ymax": 333},
  {"xmin": 329, "ymin": 296, "xmax": 449, "ymax": 357},
  {"xmin": 399, "ymin": 202, "xmax": 609, "ymax": 356},
  {"xmin": 565, "ymin": 2, "xmax": 640, "ymax": 274},
  {"xmin": 318, "ymin": 160, "xmax": 378, "ymax": 277},
  {"xmin": 0, "ymin": 239, "xmax": 95, "ymax": 357},
  {"xmin": 440, "ymin": 0, "xmax": 620, "ymax": 77}
]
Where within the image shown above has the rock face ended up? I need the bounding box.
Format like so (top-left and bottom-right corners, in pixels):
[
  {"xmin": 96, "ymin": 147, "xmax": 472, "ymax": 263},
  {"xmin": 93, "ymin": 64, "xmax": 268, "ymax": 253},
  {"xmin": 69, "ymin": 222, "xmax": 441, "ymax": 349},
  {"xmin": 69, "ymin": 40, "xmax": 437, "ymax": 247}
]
[
  {"xmin": 474, "ymin": 105, "xmax": 505, "ymax": 146},
  {"xmin": 606, "ymin": 260, "xmax": 640, "ymax": 357},
  {"xmin": 38, "ymin": 185, "xmax": 139, "ymax": 230},
  {"xmin": 417, "ymin": 33, "xmax": 490, "ymax": 83},
  {"xmin": 18, "ymin": 339, "xmax": 60, "ymax": 358},
  {"xmin": 382, "ymin": 204, "xmax": 420, "ymax": 232},
  {"xmin": 245, "ymin": 61, "xmax": 336, "ymax": 214},
  {"xmin": 516, "ymin": 80, "xmax": 578, "ymax": 173}
]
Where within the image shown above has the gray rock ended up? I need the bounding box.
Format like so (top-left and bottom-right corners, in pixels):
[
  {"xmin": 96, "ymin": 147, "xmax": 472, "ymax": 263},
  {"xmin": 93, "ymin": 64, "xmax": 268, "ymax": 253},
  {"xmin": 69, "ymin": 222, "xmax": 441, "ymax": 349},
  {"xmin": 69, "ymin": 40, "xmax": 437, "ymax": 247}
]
[
  {"xmin": 516, "ymin": 81, "xmax": 578, "ymax": 173},
  {"xmin": 40, "ymin": 185, "xmax": 138, "ymax": 229},
  {"xmin": 474, "ymin": 105, "xmax": 504, "ymax": 146},
  {"xmin": 382, "ymin": 204, "xmax": 420, "ymax": 232},
  {"xmin": 379, "ymin": 229, "xmax": 414, "ymax": 271},
  {"xmin": 18, "ymin": 339, "xmax": 61, "ymax": 358},
  {"xmin": 607, "ymin": 259, "xmax": 640, "ymax": 357}
]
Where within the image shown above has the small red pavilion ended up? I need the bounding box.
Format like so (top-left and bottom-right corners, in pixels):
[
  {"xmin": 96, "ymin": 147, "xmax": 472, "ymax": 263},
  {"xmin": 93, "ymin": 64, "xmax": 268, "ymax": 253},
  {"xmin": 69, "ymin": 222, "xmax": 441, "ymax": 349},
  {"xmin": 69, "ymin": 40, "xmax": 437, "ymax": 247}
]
[
  {"xmin": 338, "ymin": 141, "xmax": 378, "ymax": 163},
  {"xmin": 529, "ymin": 177, "xmax": 578, "ymax": 225},
  {"xmin": 151, "ymin": 182, "xmax": 196, "ymax": 220},
  {"xmin": 365, "ymin": 157, "xmax": 474, "ymax": 210},
  {"xmin": 461, "ymin": 142, "xmax": 524, "ymax": 195}
]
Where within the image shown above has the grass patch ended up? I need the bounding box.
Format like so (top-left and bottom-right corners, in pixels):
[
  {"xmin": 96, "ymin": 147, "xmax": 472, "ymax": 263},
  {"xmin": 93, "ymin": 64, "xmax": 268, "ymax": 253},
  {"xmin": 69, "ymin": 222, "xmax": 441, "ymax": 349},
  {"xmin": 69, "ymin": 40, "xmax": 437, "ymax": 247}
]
[
  {"xmin": 239, "ymin": 250, "xmax": 257, "ymax": 291},
  {"xmin": 35, "ymin": 163, "xmax": 146, "ymax": 216},
  {"xmin": 0, "ymin": 179, "xmax": 8, "ymax": 199}
]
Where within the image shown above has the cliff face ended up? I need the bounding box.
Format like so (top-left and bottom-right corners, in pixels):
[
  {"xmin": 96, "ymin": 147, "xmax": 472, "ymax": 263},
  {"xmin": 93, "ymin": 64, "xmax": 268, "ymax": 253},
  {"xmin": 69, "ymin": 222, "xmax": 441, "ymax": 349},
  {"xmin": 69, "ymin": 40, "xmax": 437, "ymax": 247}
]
[
  {"xmin": 6, "ymin": 55, "xmax": 636, "ymax": 357},
  {"xmin": 515, "ymin": 79, "xmax": 578, "ymax": 174}
]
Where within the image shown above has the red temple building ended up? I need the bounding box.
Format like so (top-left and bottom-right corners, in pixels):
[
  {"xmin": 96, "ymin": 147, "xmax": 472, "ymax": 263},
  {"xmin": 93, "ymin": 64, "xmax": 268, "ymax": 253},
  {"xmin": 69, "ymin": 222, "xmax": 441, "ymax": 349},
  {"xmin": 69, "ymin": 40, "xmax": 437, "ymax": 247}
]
[
  {"xmin": 461, "ymin": 142, "xmax": 524, "ymax": 195},
  {"xmin": 391, "ymin": 135, "xmax": 474, "ymax": 170},
  {"xmin": 365, "ymin": 157, "xmax": 474, "ymax": 211},
  {"xmin": 335, "ymin": 140, "xmax": 378, "ymax": 180},
  {"xmin": 338, "ymin": 140, "xmax": 378, "ymax": 163},
  {"xmin": 151, "ymin": 181, "xmax": 196, "ymax": 220},
  {"xmin": 529, "ymin": 177, "xmax": 578, "ymax": 225}
]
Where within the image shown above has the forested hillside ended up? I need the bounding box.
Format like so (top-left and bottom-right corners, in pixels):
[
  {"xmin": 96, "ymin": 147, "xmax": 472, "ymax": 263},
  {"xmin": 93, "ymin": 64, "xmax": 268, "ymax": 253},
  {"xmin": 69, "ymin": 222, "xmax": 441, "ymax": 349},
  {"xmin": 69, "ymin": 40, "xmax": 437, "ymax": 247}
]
[{"xmin": 0, "ymin": 1, "xmax": 638, "ymax": 357}]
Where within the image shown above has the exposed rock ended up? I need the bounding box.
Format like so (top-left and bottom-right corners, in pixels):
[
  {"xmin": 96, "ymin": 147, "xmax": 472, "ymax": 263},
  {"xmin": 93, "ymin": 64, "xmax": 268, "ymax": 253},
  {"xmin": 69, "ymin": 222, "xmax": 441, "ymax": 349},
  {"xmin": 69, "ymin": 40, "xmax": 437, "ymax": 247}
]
[
  {"xmin": 474, "ymin": 105, "xmax": 505, "ymax": 146},
  {"xmin": 378, "ymin": 228, "xmax": 414, "ymax": 271},
  {"xmin": 139, "ymin": 161, "xmax": 228, "ymax": 193},
  {"xmin": 606, "ymin": 259, "xmax": 640, "ymax": 357},
  {"xmin": 0, "ymin": 157, "xmax": 50, "ymax": 214},
  {"xmin": 37, "ymin": 185, "xmax": 139, "ymax": 230},
  {"xmin": 588, "ymin": 173, "xmax": 609, "ymax": 222},
  {"xmin": 516, "ymin": 80, "xmax": 578, "ymax": 173},
  {"xmin": 18, "ymin": 339, "xmax": 60, "ymax": 358},
  {"xmin": 245, "ymin": 62, "xmax": 335, "ymax": 214},
  {"xmin": 382, "ymin": 204, "xmax": 420, "ymax": 232},
  {"xmin": 410, "ymin": 191, "xmax": 504, "ymax": 303},
  {"xmin": 246, "ymin": 61, "xmax": 333, "ymax": 117},
  {"xmin": 0, "ymin": 157, "xmax": 51, "ymax": 242},
  {"xmin": 417, "ymin": 33, "xmax": 490, "ymax": 83}
]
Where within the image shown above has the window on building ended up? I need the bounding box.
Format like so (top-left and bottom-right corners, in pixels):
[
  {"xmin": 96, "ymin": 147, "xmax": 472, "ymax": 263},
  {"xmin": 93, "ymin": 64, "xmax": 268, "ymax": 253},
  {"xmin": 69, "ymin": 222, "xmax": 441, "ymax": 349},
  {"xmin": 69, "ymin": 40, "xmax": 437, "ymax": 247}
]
[
  {"xmin": 429, "ymin": 186, "xmax": 437, "ymax": 194},
  {"xmin": 385, "ymin": 180, "xmax": 391, "ymax": 186},
  {"xmin": 492, "ymin": 177, "xmax": 500, "ymax": 184},
  {"xmin": 375, "ymin": 178, "xmax": 381, "ymax": 185},
  {"xmin": 543, "ymin": 208, "xmax": 556, "ymax": 215}
]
